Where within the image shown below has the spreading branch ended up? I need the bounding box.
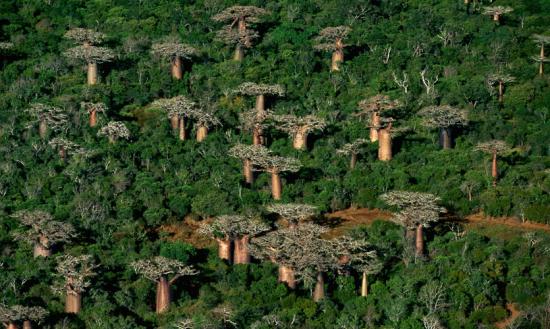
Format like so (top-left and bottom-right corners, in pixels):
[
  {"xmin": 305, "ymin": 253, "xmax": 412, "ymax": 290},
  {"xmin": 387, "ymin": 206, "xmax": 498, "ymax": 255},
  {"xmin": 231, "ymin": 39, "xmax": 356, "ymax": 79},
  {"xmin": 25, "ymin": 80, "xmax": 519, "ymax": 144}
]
[
  {"xmin": 418, "ymin": 105, "xmax": 468, "ymax": 129},
  {"xmin": 97, "ymin": 121, "xmax": 130, "ymax": 142},
  {"xmin": 53, "ymin": 254, "xmax": 97, "ymax": 295},
  {"xmin": 234, "ymin": 82, "xmax": 285, "ymax": 97},
  {"xmin": 380, "ymin": 191, "xmax": 446, "ymax": 229},
  {"xmin": 12, "ymin": 210, "xmax": 76, "ymax": 248},
  {"xmin": 64, "ymin": 28, "xmax": 106, "ymax": 45},
  {"xmin": 313, "ymin": 26, "xmax": 351, "ymax": 52},
  {"xmin": 132, "ymin": 256, "xmax": 198, "ymax": 284},
  {"xmin": 265, "ymin": 204, "xmax": 318, "ymax": 226},
  {"xmin": 151, "ymin": 38, "xmax": 198, "ymax": 60}
]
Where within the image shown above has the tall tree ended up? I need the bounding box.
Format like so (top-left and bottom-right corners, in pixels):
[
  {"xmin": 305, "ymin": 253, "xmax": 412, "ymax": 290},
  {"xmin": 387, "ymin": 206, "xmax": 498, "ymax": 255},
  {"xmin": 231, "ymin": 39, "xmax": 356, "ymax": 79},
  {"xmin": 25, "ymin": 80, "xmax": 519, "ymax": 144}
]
[
  {"xmin": 251, "ymin": 154, "xmax": 301, "ymax": 200},
  {"xmin": 474, "ymin": 140, "xmax": 512, "ymax": 187},
  {"xmin": 313, "ymin": 26, "xmax": 352, "ymax": 71},
  {"xmin": 97, "ymin": 121, "xmax": 130, "ymax": 144},
  {"xmin": 0, "ymin": 305, "xmax": 21, "ymax": 329},
  {"xmin": 131, "ymin": 256, "xmax": 198, "ymax": 314},
  {"xmin": 270, "ymin": 114, "xmax": 326, "ymax": 150},
  {"xmin": 151, "ymin": 96, "xmax": 196, "ymax": 140},
  {"xmin": 532, "ymin": 34, "xmax": 550, "ymax": 75},
  {"xmin": 63, "ymin": 28, "xmax": 114, "ymax": 85},
  {"xmin": 12, "ymin": 306, "xmax": 47, "ymax": 329},
  {"xmin": 52, "ymin": 254, "xmax": 96, "ymax": 314},
  {"xmin": 191, "ymin": 107, "xmax": 221, "ymax": 142},
  {"xmin": 487, "ymin": 74, "xmax": 515, "ymax": 104},
  {"xmin": 234, "ymin": 82, "xmax": 284, "ymax": 144},
  {"xmin": 336, "ymin": 138, "xmax": 370, "ymax": 169},
  {"xmin": 80, "ymin": 102, "xmax": 107, "ymax": 127},
  {"xmin": 337, "ymin": 236, "xmax": 382, "ymax": 297},
  {"xmin": 12, "ymin": 210, "xmax": 76, "ymax": 257},
  {"xmin": 151, "ymin": 37, "xmax": 198, "ymax": 80},
  {"xmin": 25, "ymin": 103, "xmax": 68, "ymax": 139},
  {"xmin": 418, "ymin": 105, "xmax": 468, "ymax": 149},
  {"xmin": 356, "ymin": 95, "xmax": 400, "ymax": 142},
  {"xmin": 265, "ymin": 203, "xmax": 318, "ymax": 229},
  {"xmin": 380, "ymin": 191, "xmax": 446, "ymax": 257},
  {"xmin": 483, "ymin": 6, "xmax": 513, "ymax": 23},
  {"xmin": 228, "ymin": 143, "xmax": 272, "ymax": 184},
  {"xmin": 198, "ymin": 215, "xmax": 241, "ymax": 263},
  {"xmin": 212, "ymin": 6, "xmax": 269, "ymax": 61}
]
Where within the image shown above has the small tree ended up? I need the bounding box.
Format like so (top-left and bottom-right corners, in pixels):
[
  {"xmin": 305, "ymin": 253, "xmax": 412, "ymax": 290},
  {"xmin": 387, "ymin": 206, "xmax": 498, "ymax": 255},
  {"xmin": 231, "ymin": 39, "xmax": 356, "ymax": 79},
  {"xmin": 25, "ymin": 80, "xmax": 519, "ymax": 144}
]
[
  {"xmin": 474, "ymin": 140, "xmax": 511, "ymax": 187},
  {"xmin": 532, "ymin": 34, "xmax": 550, "ymax": 75},
  {"xmin": 380, "ymin": 191, "xmax": 446, "ymax": 257},
  {"xmin": 0, "ymin": 305, "xmax": 21, "ymax": 329},
  {"xmin": 487, "ymin": 74, "xmax": 515, "ymax": 104},
  {"xmin": 212, "ymin": 6, "xmax": 269, "ymax": 61},
  {"xmin": 64, "ymin": 28, "xmax": 114, "ymax": 85},
  {"xmin": 313, "ymin": 26, "xmax": 352, "ymax": 71},
  {"xmin": 228, "ymin": 143, "xmax": 272, "ymax": 184},
  {"xmin": 265, "ymin": 203, "xmax": 318, "ymax": 228},
  {"xmin": 12, "ymin": 210, "xmax": 76, "ymax": 257},
  {"xmin": 12, "ymin": 306, "xmax": 47, "ymax": 329},
  {"xmin": 239, "ymin": 108, "xmax": 272, "ymax": 146},
  {"xmin": 151, "ymin": 96, "xmax": 196, "ymax": 140},
  {"xmin": 48, "ymin": 138, "xmax": 86, "ymax": 160},
  {"xmin": 131, "ymin": 256, "xmax": 198, "ymax": 314},
  {"xmin": 97, "ymin": 121, "xmax": 130, "ymax": 144},
  {"xmin": 234, "ymin": 83, "xmax": 284, "ymax": 145},
  {"xmin": 52, "ymin": 254, "xmax": 97, "ymax": 314},
  {"xmin": 26, "ymin": 103, "xmax": 68, "ymax": 139},
  {"xmin": 336, "ymin": 138, "xmax": 370, "ymax": 169},
  {"xmin": 151, "ymin": 37, "xmax": 198, "ymax": 80},
  {"xmin": 418, "ymin": 105, "xmax": 468, "ymax": 149},
  {"xmin": 337, "ymin": 236, "xmax": 382, "ymax": 297},
  {"xmin": 483, "ymin": 6, "xmax": 513, "ymax": 23},
  {"xmin": 270, "ymin": 114, "xmax": 326, "ymax": 150},
  {"xmin": 80, "ymin": 101, "xmax": 107, "ymax": 127},
  {"xmin": 251, "ymin": 154, "xmax": 301, "ymax": 200},
  {"xmin": 356, "ymin": 95, "xmax": 400, "ymax": 142},
  {"xmin": 191, "ymin": 107, "xmax": 221, "ymax": 142}
]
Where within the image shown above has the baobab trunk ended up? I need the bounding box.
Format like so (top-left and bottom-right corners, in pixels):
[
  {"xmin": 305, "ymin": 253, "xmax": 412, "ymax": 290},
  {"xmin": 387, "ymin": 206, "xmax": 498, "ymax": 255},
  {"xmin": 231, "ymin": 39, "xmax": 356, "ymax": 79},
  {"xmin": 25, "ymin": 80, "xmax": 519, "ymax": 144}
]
[
  {"xmin": 170, "ymin": 115, "xmax": 179, "ymax": 130},
  {"xmin": 255, "ymin": 94, "xmax": 265, "ymax": 114},
  {"xmin": 243, "ymin": 159, "xmax": 254, "ymax": 184},
  {"xmin": 491, "ymin": 150, "xmax": 498, "ymax": 187},
  {"xmin": 156, "ymin": 276, "xmax": 171, "ymax": 314},
  {"xmin": 34, "ymin": 235, "xmax": 51, "ymax": 257},
  {"xmin": 278, "ymin": 265, "xmax": 296, "ymax": 289},
  {"xmin": 378, "ymin": 126, "xmax": 392, "ymax": 161},
  {"xmin": 293, "ymin": 127, "xmax": 308, "ymax": 150},
  {"xmin": 178, "ymin": 117, "xmax": 186, "ymax": 141},
  {"xmin": 7, "ymin": 322, "xmax": 17, "ymax": 329},
  {"xmin": 361, "ymin": 271, "xmax": 369, "ymax": 297},
  {"xmin": 270, "ymin": 170, "xmax": 282, "ymax": 200},
  {"xmin": 493, "ymin": 14, "xmax": 500, "ymax": 22},
  {"xmin": 370, "ymin": 112, "xmax": 380, "ymax": 142},
  {"xmin": 90, "ymin": 109, "xmax": 97, "ymax": 127},
  {"xmin": 23, "ymin": 320, "xmax": 32, "ymax": 329},
  {"xmin": 65, "ymin": 292, "xmax": 82, "ymax": 313},
  {"xmin": 234, "ymin": 44, "xmax": 244, "ymax": 61},
  {"xmin": 498, "ymin": 81, "xmax": 504, "ymax": 103},
  {"xmin": 39, "ymin": 119, "xmax": 47, "ymax": 139},
  {"xmin": 540, "ymin": 45, "xmax": 545, "ymax": 75},
  {"xmin": 87, "ymin": 62, "xmax": 98, "ymax": 85},
  {"xmin": 196, "ymin": 125, "xmax": 208, "ymax": 142},
  {"xmin": 234, "ymin": 235, "xmax": 250, "ymax": 264},
  {"xmin": 59, "ymin": 146, "xmax": 66, "ymax": 160},
  {"xmin": 216, "ymin": 238, "xmax": 232, "ymax": 262},
  {"xmin": 350, "ymin": 153, "xmax": 357, "ymax": 169},
  {"xmin": 313, "ymin": 272, "xmax": 325, "ymax": 302},
  {"xmin": 171, "ymin": 56, "xmax": 183, "ymax": 80},
  {"xmin": 253, "ymin": 126, "xmax": 263, "ymax": 145},
  {"xmin": 439, "ymin": 127, "xmax": 452, "ymax": 150},
  {"xmin": 415, "ymin": 224, "xmax": 424, "ymax": 257},
  {"xmin": 331, "ymin": 39, "xmax": 344, "ymax": 71},
  {"xmin": 108, "ymin": 135, "xmax": 116, "ymax": 144}
]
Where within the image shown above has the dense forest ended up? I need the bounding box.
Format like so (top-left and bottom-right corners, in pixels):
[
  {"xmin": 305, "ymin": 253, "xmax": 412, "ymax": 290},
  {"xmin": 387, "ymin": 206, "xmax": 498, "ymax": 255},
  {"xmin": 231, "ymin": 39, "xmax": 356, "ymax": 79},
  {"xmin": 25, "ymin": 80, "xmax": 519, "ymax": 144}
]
[{"xmin": 0, "ymin": 0, "xmax": 549, "ymax": 328}]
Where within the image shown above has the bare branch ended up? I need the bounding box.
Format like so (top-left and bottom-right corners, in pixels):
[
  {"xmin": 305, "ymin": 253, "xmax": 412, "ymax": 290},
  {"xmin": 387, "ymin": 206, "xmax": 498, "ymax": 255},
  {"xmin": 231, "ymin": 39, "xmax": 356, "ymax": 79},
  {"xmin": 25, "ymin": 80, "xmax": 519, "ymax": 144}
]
[
  {"xmin": 64, "ymin": 45, "xmax": 115, "ymax": 64},
  {"xmin": 97, "ymin": 121, "xmax": 130, "ymax": 141},
  {"xmin": 418, "ymin": 105, "xmax": 468, "ymax": 129},
  {"xmin": 12, "ymin": 210, "xmax": 76, "ymax": 248},
  {"xmin": 151, "ymin": 38, "xmax": 199, "ymax": 60},
  {"xmin": 380, "ymin": 191, "xmax": 446, "ymax": 229},
  {"xmin": 131, "ymin": 256, "xmax": 198, "ymax": 283},
  {"xmin": 474, "ymin": 140, "xmax": 511, "ymax": 155},
  {"xmin": 212, "ymin": 6, "xmax": 269, "ymax": 24},
  {"xmin": 64, "ymin": 28, "xmax": 106, "ymax": 45},
  {"xmin": 53, "ymin": 254, "xmax": 97, "ymax": 295},
  {"xmin": 234, "ymin": 82, "xmax": 285, "ymax": 97}
]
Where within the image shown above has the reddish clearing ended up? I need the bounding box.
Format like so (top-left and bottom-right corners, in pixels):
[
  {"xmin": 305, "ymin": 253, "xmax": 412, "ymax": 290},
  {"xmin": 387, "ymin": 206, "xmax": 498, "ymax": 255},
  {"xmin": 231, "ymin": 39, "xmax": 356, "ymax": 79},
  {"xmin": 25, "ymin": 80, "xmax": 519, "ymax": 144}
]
[{"xmin": 495, "ymin": 303, "xmax": 521, "ymax": 329}]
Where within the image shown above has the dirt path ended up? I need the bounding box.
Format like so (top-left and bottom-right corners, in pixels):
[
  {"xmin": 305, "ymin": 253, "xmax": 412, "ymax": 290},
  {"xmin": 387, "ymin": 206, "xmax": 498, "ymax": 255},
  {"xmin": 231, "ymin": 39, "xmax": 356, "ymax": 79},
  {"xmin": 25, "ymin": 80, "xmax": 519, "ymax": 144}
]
[{"xmin": 495, "ymin": 303, "xmax": 521, "ymax": 329}]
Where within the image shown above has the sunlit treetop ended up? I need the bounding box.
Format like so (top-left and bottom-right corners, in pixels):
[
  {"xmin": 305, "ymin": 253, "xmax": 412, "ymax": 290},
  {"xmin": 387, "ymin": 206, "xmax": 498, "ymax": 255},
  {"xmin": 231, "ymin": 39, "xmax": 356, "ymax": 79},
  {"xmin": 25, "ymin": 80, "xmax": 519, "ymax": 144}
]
[
  {"xmin": 64, "ymin": 28, "xmax": 106, "ymax": 45},
  {"xmin": 212, "ymin": 6, "xmax": 269, "ymax": 24},
  {"xmin": 313, "ymin": 26, "xmax": 352, "ymax": 51}
]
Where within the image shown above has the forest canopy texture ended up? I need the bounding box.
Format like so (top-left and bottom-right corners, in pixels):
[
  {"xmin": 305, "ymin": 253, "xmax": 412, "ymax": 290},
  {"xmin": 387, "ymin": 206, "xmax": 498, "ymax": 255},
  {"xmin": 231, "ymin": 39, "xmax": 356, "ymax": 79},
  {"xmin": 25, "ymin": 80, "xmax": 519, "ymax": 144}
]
[{"xmin": 0, "ymin": 0, "xmax": 549, "ymax": 328}]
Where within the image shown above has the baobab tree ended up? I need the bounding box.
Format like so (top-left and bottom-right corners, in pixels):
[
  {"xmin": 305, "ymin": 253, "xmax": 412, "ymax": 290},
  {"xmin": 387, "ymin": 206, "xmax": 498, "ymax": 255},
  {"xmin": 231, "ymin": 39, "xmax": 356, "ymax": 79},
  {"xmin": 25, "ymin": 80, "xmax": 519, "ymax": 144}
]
[
  {"xmin": 212, "ymin": 6, "xmax": 268, "ymax": 61},
  {"xmin": 64, "ymin": 28, "xmax": 114, "ymax": 85},
  {"xmin": 532, "ymin": 34, "xmax": 550, "ymax": 75},
  {"xmin": 131, "ymin": 256, "xmax": 198, "ymax": 314},
  {"xmin": 12, "ymin": 210, "xmax": 76, "ymax": 257},
  {"xmin": 0, "ymin": 305, "xmax": 21, "ymax": 329},
  {"xmin": 474, "ymin": 140, "xmax": 511, "ymax": 187},
  {"xmin": 418, "ymin": 105, "xmax": 468, "ymax": 149},
  {"xmin": 80, "ymin": 101, "xmax": 107, "ymax": 127},
  {"xmin": 228, "ymin": 143, "xmax": 272, "ymax": 184},
  {"xmin": 234, "ymin": 82, "xmax": 284, "ymax": 145},
  {"xmin": 380, "ymin": 191, "xmax": 446, "ymax": 257},
  {"xmin": 48, "ymin": 138, "xmax": 86, "ymax": 160},
  {"xmin": 12, "ymin": 306, "xmax": 47, "ymax": 329},
  {"xmin": 151, "ymin": 37, "xmax": 198, "ymax": 80},
  {"xmin": 336, "ymin": 138, "xmax": 370, "ymax": 169},
  {"xmin": 25, "ymin": 103, "xmax": 68, "ymax": 139},
  {"xmin": 265, "ymin": 203, "xmax": 318, "ymax": 228},
  {"xmin": 52, "ymin": 254, "xmax": 97, "ymax": 314},
  {"xmin": 313, "ymin": 26, "xmax": 352, "ymax": 71},
  {"xmin": 239, "ymin": 108, "xmax": 272, "ymax": 146},
  {"xmin": 356, "ymin": 95, "xmax": 400, "ymax": 142},
  {"xmin": 270, "ymin": 114, "xmax": 326, "ymax": 150},
  {"xmin": 337, "ymin": 236, "xmax": 382, "ymax": 297},
  {"xmin": 191, "ymin": 108, "xmax": 221, "ymax": 142},
  {"xmin": 251, "ymin": 154, "xmax": 301, "ymax": 200},
  {"xmin": 483, "ymin": 6, "xmax": 513, "ymax": 23},
  {"xmin": 377, "ymin": 117, "xmax": 395, "ymax": 161},
  {"xmin": 151, "ymin": 96, "xmax": 196, "ymax": 140},
  {"xmin": 97, "ymin": 121, "xmax": 130, "ymax": 143},
  {"xmin": 487, "ymin": 74, "xmax": 515, "ymax": 104}
]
